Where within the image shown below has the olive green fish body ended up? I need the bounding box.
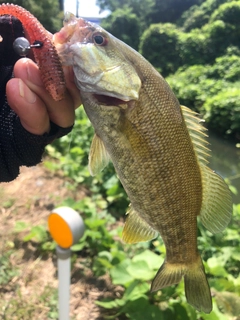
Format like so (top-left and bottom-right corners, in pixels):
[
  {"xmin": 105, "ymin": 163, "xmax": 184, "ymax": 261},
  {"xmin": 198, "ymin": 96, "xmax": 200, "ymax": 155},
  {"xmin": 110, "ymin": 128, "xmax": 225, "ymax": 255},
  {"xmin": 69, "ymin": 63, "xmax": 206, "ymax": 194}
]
[
  {"xmin": 82, "ymin": 72, "xmax": 201, "ymax": 265},
  {"xmin": 54, "ymin": 14, "xmax": 232, "ymax": 314}
]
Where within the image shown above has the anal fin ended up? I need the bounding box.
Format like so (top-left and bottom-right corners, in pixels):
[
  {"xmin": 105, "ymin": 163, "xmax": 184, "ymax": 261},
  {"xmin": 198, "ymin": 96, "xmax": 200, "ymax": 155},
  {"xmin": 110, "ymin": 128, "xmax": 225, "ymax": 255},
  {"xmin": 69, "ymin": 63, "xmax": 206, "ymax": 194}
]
[
  {"xmin": 200, "ymin": 164, "xmax": 232, "ymax": 234},
  {"xmin": 122, "ymin": 206, "xmax": 158, "ymax": 244}
]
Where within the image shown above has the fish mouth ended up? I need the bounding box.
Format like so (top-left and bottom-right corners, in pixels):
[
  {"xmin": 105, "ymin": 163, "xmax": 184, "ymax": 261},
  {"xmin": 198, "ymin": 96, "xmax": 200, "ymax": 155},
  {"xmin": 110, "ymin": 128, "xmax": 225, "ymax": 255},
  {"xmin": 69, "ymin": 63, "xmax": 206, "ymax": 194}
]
[{"xmin": 94, "ymin": 94, "xmax": 129, "ymax": 107}]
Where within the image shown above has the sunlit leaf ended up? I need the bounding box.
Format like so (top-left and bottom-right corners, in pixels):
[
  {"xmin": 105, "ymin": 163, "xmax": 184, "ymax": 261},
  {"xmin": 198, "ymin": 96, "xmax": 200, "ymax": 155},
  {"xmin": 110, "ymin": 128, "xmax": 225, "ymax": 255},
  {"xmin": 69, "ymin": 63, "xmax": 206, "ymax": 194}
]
[
  {"xmin": 127, "ymin": 260, "xmax": 155, "ymax": 281},
  {"xmin": 96, "ymin": 297, "xmax": 125, "ymax": 308},
  {"xmin": 132, "ymin": 250, "xmax": 164, "ymax": 270},
  {"xmin": 110, "ymin": 260, "xmax": 134, "ymax": 285},
  {"xmin": 125, "ymin": 297, "xmax": 164, "ymax": 320},
  {"xmin": 200, "ymin": 300, "xmax": 229, "ymax": 320}
]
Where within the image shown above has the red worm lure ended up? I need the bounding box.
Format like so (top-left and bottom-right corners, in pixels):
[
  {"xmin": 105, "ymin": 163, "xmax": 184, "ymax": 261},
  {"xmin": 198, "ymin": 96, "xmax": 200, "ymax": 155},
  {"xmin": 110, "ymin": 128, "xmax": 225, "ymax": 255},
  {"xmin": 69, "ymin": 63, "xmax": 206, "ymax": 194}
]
[{"xmin": 0, "ymin": 3, "xmax": 65, "ymax": 101}]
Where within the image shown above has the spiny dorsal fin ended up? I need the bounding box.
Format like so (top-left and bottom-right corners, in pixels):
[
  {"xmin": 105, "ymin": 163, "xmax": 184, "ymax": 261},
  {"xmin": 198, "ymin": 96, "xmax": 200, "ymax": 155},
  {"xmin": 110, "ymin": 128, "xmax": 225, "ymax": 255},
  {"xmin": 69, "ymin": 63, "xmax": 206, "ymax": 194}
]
[
  {"xmin": 200, "ymin": 164, "xmax": 232, "ymax": 234},
  {"xmin": 88, "ymin": 134, "xmax": 110, "ymax": 176},
  {"xmin": 181, "ymin": 106, "xmax": 211, "ymax": 165},
  {"xmin": 122, "ymin": 205, "xmax": 158, "ymax": 244}
]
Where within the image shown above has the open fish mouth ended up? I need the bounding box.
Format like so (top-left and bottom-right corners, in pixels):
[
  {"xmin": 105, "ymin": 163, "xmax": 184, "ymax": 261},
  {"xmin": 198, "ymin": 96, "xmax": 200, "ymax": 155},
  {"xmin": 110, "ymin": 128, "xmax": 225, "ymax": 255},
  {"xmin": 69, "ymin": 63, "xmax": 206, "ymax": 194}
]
[{"xmin": 93, "ymin": 94, "xmax": 131, "ymax": 107}]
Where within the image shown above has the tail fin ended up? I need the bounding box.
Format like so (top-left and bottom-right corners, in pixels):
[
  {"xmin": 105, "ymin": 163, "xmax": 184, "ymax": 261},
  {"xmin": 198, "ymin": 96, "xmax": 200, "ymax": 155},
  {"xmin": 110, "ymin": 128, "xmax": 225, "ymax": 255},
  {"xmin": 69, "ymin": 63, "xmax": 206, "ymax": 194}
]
[
  {"xmin": 150, "ymin": 256, "xmax": 212, "ymax": 313},
  {"xmin": 184, "ymin": 256, "xmax": 212, "ymax": 313}
]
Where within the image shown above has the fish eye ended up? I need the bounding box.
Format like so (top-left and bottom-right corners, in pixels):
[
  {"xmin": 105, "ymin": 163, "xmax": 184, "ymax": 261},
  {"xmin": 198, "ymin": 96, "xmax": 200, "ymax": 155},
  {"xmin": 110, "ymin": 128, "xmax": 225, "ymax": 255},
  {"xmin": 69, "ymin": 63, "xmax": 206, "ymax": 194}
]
[{"xmin": 93, "ymin": 33, "xmax": 108, "ymax": 46}]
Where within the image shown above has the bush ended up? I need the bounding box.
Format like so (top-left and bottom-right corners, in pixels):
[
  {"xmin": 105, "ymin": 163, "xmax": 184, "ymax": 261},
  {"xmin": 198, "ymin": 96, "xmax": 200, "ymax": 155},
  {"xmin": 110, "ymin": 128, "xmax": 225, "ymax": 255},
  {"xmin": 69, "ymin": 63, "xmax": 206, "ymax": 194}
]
[
  {"xmin": 207, "ymin": 54, "xmax": 240, "ymax": 81},
  {"xmin": 178, "ymin": 30, "xmax": 209, "ymax": 66},
  {"xmin": 167, "ymin": 65, "xmax": 227, "ymax": 111},
  {"xmin": 181, "ymin": 6, "xmax": 210, "ymax": 31},
  {"xmin": 203, "ymin": 88, "xmax": 240, "ymax": 137},
  {"xmin": 139, "ymin": 23, "xmax": 181, "ymax": 76},
  {"xmin": 167, "ymin": 58, "xmax": 240, "ymax": 138},
  {"xmin": 101, "ymin": 7, "xmax": 141, "ymax": 50},
  {"xmin": 210, "ymin": 1, "xmax": 240, "ymax": 25}
]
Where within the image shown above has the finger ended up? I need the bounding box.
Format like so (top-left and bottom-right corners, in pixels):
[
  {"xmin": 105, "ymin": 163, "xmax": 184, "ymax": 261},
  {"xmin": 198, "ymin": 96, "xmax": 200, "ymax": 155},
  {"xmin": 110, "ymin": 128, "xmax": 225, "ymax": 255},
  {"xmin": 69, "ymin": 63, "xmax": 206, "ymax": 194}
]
[
  {"xmin": 13, "ymin": 58, "xmax": 76, "ymax": 128},
  {"xmin": 6, "ymin": 78, "xmax": 50, "ymax": 135},
  {"xmin": 63, "ymin": 66, "xmax": 82, "ymax": 110}
]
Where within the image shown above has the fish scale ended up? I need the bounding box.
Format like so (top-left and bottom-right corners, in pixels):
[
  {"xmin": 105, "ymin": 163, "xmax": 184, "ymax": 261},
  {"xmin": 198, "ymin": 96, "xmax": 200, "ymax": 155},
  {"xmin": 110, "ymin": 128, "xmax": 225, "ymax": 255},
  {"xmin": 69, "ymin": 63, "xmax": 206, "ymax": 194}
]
[{"xmin": 53, "ymin": 13, "xmax": 232, "ymax": 313}]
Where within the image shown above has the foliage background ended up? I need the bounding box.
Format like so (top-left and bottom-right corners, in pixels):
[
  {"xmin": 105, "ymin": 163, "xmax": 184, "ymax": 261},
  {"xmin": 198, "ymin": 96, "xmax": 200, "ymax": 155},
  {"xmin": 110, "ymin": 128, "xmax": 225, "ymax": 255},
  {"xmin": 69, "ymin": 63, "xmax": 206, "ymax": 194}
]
[{"xmin": 0, "ymin": 0, "xmax": 63, "ymax": 32}]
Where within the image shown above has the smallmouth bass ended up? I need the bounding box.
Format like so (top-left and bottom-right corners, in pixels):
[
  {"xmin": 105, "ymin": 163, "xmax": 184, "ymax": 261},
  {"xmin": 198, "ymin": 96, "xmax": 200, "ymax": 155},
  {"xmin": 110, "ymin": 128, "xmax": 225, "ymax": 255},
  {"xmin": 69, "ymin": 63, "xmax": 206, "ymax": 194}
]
[{"xmin": 53, "ymin": 13, "xmax": 232, "ymax": 313}]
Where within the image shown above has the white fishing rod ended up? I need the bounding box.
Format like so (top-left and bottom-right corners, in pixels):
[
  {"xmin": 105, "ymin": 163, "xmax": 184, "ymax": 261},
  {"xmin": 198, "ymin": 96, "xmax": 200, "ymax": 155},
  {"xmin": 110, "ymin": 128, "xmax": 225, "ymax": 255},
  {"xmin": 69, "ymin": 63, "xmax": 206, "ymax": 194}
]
[{"xmin": 48, "ymin": 207, "xmax": 85, "ymax": 320}]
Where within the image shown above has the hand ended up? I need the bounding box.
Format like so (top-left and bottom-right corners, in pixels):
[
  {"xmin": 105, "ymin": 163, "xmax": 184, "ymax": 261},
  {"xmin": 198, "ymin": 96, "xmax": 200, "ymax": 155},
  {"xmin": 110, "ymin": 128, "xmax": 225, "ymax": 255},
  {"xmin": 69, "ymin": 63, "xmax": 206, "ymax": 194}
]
[{"xmin": 6, "ymin": 58, "xmax": 81, "ymax": 135}]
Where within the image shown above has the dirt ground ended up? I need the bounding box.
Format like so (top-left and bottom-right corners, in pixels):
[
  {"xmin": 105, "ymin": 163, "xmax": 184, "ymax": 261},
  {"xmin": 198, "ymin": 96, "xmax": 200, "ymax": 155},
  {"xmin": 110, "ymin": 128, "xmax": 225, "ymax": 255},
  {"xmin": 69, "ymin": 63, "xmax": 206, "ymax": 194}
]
[{"xmin": 0, "ymin": 164, "xmax": 121, "ymax": 320}]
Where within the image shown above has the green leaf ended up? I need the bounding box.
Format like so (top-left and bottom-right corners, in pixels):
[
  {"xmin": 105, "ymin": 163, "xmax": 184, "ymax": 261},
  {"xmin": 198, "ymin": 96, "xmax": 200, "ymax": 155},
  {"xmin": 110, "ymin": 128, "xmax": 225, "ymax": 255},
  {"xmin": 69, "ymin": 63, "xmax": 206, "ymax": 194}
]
[
  {"xmin": 123, "ymin": 280, "xmax": 149, "ymax": 301},
  {"xmin": 124, "ymin": 297, "xmax": 164, "ymax": 320},
  {"xmin": 71, "ymin": 242, "xmax": 85, "ymax": 252},
  {"xmin": 132, "ymin": 250, "xmax": 164, "ymax": 270},
  {"xmin": 211, "ymin": 278, "xmax": 235, "ymax": 292},
  {"xmin": 111, "ymin": 249, "xmax": 127, "ymax": 264},
  {"xmin": 23, "ymin": 225, "xmax": 48, "ymax": 242},
  {"xmin": 171, "ymin": 301, "xmax": 193, "ymax": 320},
  {"xmin": 14, "ymin": 221, "xmax": 29, "ymax": 232},
  {"xmin": 127, "ymin": 260, "xmax": 155, "ymax": 281},
  {"xmin": 200, "ymin": 300, "xmax": 228, "ymax": 320},
  {"xmin": 96, "ymin": 297, "xmax": 126, "ymax": 309},
  {"xmin": 85, "ymin": 218, "xmax": 106, "ymax": 228},
  {"xmin": 110, "ymin": 260, "xmax": 134, "ymax": 285},
  {"xmin": 231, "ymin": 251, "xmax": 240, "ymax": 261},
  {"xmin": 207, "ymin": 257, "xmax": 228, "ymax": 277}
]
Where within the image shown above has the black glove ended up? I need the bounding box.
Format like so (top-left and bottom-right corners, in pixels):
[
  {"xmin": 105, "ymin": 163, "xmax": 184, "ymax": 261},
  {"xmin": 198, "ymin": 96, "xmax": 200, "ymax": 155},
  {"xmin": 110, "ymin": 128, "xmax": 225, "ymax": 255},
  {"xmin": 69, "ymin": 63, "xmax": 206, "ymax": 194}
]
[{"xmin": 0, "ymin": 15, "xmax": 72, "ymax": 182}]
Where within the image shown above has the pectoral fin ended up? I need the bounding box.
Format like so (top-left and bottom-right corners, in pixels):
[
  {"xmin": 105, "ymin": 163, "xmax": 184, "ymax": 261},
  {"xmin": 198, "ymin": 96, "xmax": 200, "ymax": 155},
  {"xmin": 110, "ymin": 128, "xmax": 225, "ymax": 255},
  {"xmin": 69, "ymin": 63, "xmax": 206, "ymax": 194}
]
[
  {"xmin": 122, "ymin": 206, "xmax": 158, "ymax": 244},
  {"xmin": 88, "ymin": 134, "xmax": 110, "ymax": 176},
  {"xmin": 200, "ymin": 164, "xmax": 232, "ymax": 234}
]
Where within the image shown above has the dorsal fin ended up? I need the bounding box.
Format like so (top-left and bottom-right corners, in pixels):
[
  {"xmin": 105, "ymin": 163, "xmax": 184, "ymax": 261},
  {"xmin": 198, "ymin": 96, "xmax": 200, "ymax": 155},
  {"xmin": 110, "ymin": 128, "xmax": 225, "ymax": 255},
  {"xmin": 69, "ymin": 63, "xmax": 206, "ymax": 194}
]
[{"xmin": 181, "ymin": 105, "xmax": 211, "ymax": 165}]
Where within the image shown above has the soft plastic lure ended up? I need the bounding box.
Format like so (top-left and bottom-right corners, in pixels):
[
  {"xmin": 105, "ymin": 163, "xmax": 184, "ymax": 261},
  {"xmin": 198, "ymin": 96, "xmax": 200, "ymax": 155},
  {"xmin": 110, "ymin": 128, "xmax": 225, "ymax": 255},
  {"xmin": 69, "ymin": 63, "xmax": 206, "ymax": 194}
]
[{"xmin": 0, "ymin": 3, "xmax": 65, "ymax": 101}]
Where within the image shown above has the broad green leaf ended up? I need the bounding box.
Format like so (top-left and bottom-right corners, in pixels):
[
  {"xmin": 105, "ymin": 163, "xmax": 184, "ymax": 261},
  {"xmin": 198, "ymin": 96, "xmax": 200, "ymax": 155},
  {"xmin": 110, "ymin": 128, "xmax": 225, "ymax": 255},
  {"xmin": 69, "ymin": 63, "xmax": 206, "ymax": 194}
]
[
  {"xmin": 124, "ymin": 297, "xmax": 163, "ymax": 320},
  {"xmin": 127, "ymin": 260, "xmax": 155, "ymax": 281},
  {"xmin": 96, "ymin": 297, "xmax": 125, "ymax": 309},
  {"xmin": 179, "ymin": 302, "xmax": 197, "ymax": 320},
  {"xmin": 103, "ymin": 175, "xmax": 119, "ymax": 189},
  {"xmin": 200, "ymin": 300, "xmax": 228, "ymax": 320},
  {"xmin": 95, "ymin": 257, "xmax": 113, "ymax": 269},
  {"xmin": 132, "ymin": 250, "xmax": 164, "ymax": 270},
  {"xmin": 123, "ymin": 280, "xmax": 149, "ymax": 301},
  {"xmin": 71, "ymin": 242, "xmax": 86, "ymax": 251},
  {"xmin": 210, "ymin": 279, "xmax": 235, "ymax": 292},
  {"xmin": 207, "ymin": 257, "xmax": 228, "ymax": 277},
  {"xmin": 85, "ymin": 218, "xmax": 106, "ymax": 228},
  {"xmin": 171, "ymin": 302, "xmax": 192, "ymax": 320},
  {"xmin": 110, "ymin": 260, "xmax": 134, "ymax": 285},
  {"xmin": 111, "ymin": 250, "xmax": 127, "ymax": 264}
]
